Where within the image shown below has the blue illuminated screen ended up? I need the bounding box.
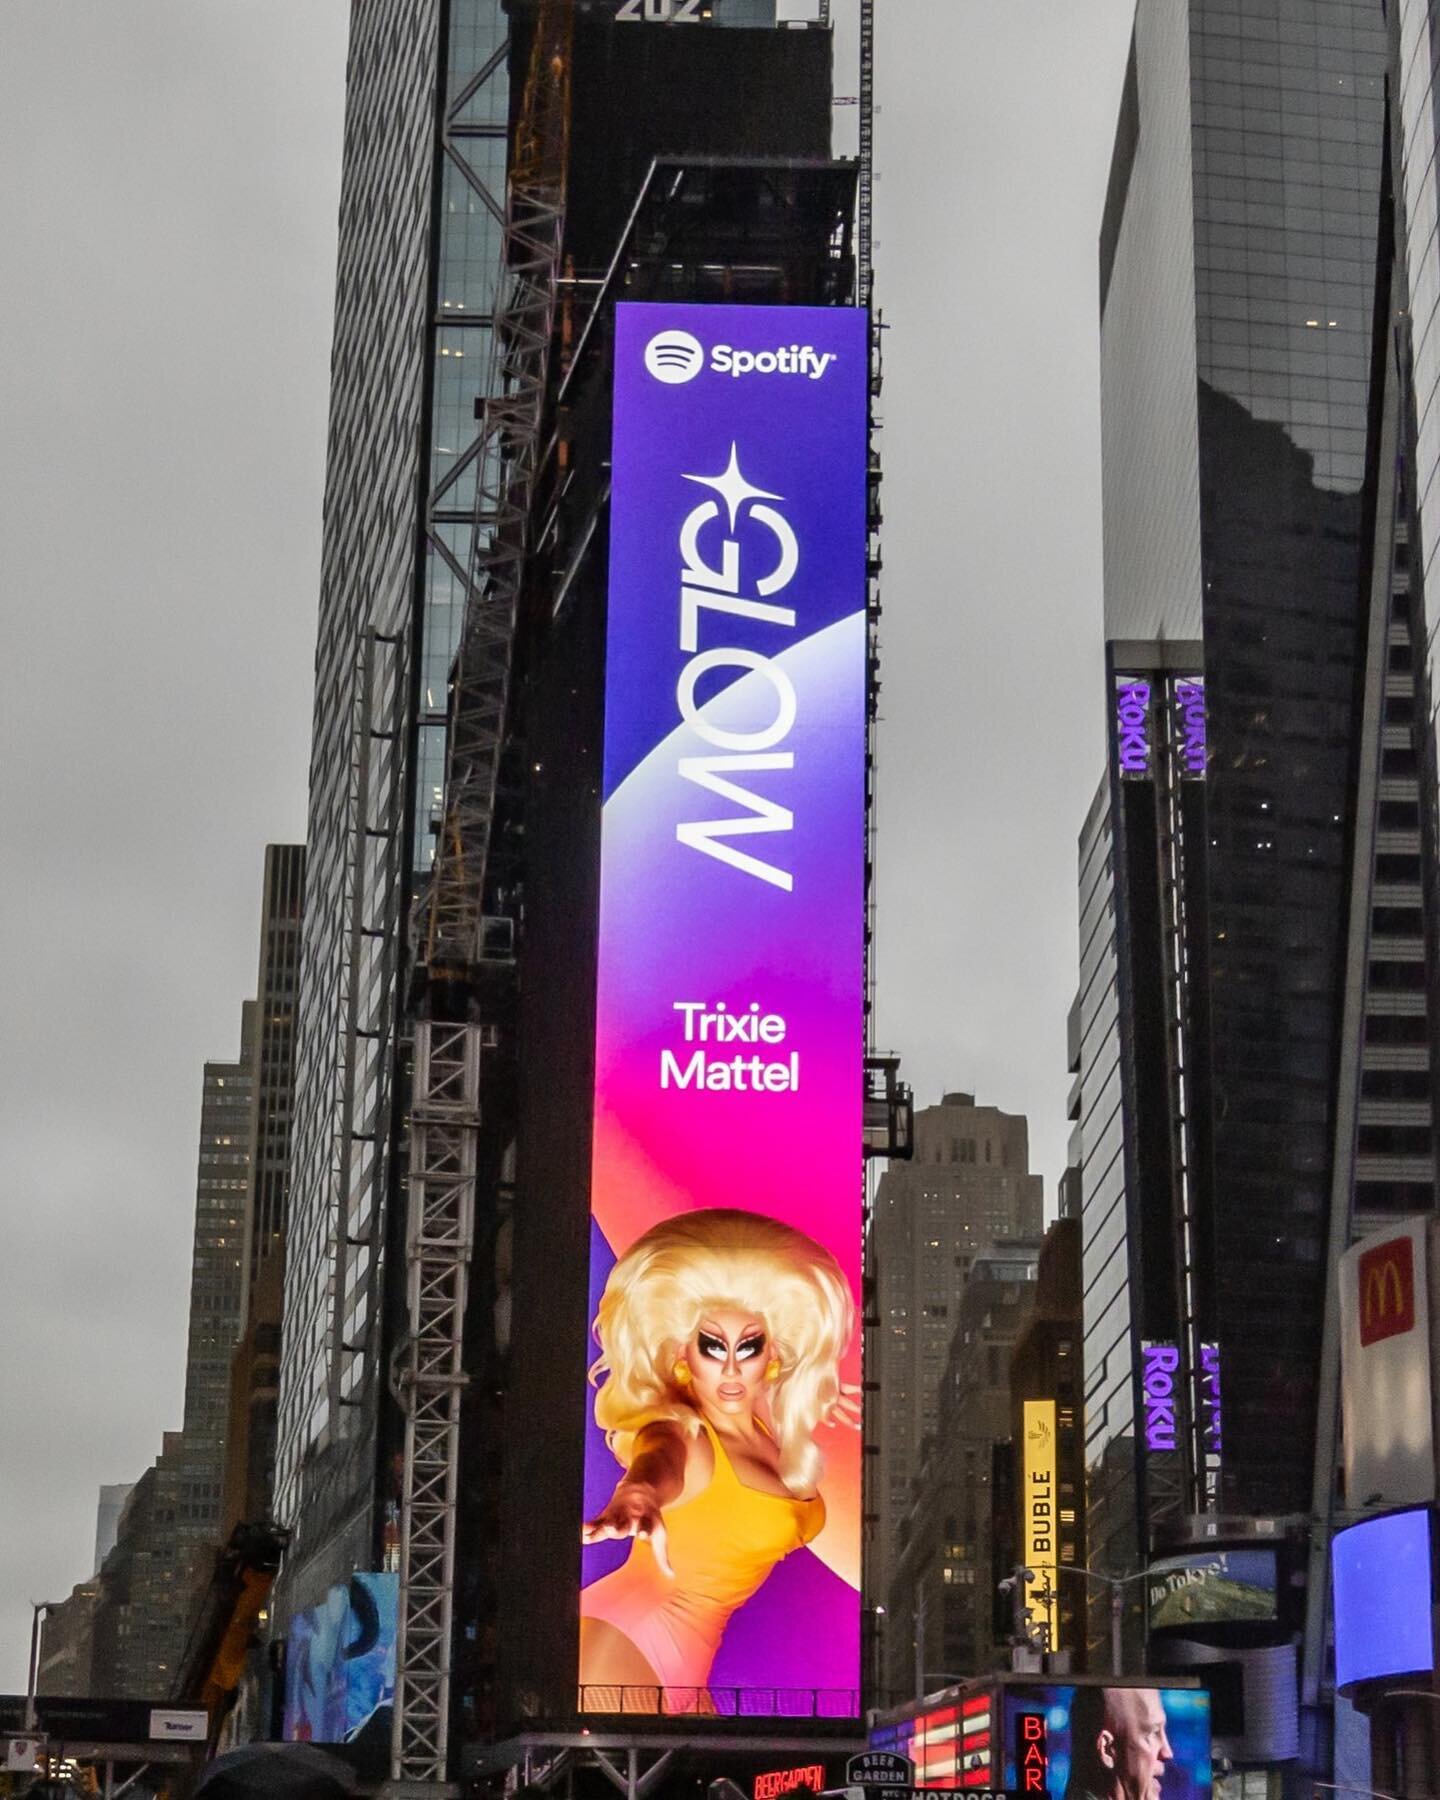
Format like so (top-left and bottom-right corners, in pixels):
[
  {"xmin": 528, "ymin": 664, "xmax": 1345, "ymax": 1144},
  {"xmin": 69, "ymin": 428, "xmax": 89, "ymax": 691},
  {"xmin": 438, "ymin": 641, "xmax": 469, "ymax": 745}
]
[{"xmin": 1333, "ymin": 1509, "xmax": 1433, "ymax": 1691}]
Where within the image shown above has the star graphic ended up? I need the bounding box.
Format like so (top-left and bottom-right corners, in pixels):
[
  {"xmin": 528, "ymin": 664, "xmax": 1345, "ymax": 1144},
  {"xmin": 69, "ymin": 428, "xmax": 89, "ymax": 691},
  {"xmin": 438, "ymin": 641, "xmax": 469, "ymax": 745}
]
[{"xmin": 682, "ymin": 442, "xmax": 781, "ymax": 532}]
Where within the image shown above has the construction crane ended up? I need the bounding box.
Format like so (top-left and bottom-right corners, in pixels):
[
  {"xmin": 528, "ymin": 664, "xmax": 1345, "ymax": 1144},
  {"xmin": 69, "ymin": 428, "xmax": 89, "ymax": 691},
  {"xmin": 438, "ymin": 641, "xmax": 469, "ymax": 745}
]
[{"xmin": 391, "ymin": 1, "xmax": 573, "ymax": 1785}]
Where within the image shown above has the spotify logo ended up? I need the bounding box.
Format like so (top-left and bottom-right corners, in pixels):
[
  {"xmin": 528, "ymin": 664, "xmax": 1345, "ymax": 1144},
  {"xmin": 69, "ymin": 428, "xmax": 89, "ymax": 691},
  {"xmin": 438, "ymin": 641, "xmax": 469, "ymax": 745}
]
[{"xmin": 644, "ymin": 329, "xmax": 705, "ymax": 385}]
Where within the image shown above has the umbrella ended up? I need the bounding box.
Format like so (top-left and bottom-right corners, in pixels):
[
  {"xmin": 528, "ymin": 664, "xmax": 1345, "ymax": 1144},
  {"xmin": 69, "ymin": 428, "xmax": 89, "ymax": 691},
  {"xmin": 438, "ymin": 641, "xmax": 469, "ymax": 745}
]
[{"xmin": 194, "ymin": 1742, "xmax": 361, "ymax": 1800}]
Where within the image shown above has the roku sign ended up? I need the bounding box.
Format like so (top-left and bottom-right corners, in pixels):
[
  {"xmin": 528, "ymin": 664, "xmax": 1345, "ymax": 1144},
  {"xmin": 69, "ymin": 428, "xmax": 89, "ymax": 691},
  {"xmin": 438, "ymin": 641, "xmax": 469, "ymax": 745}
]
[
  {"xmin": 1143, "ymin": 1342, "xmax": 1181, "ymax": 1453},
  {"xmin": 1115, "ymin": 680, "xmax": 1152, "ymax": 777},
  {"xmin": 1173, "ymin": 678, "xmax": 1206, "ymax": 777}
]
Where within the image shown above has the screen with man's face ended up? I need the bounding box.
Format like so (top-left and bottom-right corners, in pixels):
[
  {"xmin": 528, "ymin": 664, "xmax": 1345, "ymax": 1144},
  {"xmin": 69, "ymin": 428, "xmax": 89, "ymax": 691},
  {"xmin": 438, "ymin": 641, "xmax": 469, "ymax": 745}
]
[{"xmin": 1000, "ymin": 1684, "xmax": 1211, "ymax": 1800}]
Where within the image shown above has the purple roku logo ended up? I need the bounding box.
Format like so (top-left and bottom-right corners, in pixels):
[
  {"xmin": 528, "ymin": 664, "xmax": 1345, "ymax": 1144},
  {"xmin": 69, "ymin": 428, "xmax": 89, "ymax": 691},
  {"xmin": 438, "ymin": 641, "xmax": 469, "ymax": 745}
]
[
  {"xmin": 674, "ymin": 442, "xmax": 799, "ymax": 891},
  {"xmin": 1174, "ymin": 678, "xmax": 1207, "ymax": 777},
  {"xmin": 1142, "ymin": 1341, "xmax": 1180, "ymax": 1453},
  {"xmin": 1115, "ymin": 679, "xmax": 1152, "ymax": 777}
]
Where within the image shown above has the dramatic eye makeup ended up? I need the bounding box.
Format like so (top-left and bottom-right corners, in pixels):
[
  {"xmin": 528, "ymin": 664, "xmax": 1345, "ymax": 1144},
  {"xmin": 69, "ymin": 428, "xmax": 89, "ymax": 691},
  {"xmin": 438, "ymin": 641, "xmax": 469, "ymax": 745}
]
[{"xmin": 695, "ymin": 1327, "xmax": 767, "ymax": 1361}]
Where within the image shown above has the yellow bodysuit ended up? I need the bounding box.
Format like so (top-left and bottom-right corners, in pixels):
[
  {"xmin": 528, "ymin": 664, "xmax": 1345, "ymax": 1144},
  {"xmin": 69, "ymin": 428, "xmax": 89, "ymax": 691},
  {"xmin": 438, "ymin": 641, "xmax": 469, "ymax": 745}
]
[{"xmin": 579, "ymin": 1415, "xmax": 824, "ymax": 1693}]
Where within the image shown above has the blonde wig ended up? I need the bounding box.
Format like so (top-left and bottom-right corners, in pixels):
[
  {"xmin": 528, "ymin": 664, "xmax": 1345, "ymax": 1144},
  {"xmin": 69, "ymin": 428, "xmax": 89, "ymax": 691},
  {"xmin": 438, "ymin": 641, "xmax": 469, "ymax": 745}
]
[{"xmin": 589, "ymin": 1207, "xmax": 855, "ymax": 1496}]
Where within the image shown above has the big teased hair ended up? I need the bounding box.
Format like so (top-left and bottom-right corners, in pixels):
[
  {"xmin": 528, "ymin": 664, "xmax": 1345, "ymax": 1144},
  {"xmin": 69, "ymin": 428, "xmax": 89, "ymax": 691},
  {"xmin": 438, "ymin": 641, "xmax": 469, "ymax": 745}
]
[{"xmin": 589, "ymin": 1207, "xmax": 855, "ymax": 1496}]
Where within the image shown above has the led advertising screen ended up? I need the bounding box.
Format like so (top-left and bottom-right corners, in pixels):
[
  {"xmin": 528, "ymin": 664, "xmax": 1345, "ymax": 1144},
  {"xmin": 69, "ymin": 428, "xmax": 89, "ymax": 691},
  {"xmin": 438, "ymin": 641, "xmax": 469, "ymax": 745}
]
[
  {"xmin": 1333, "ymin": 1508, "xmax": 1434, "ymax": 1691},
  {"xmin": 868, "ymin": 1692, "xmax": 994, "ymax": 1789},
  {"xmin": 1000, "ymin": 1685, "xmax": 1212, "ymax": 1800},
  {"xmin": 579, "ymin": 302, "xmax": 867, "ymax": 1714},
  {"xmin": 1021, "ymin": 1402, "xmax": 1059, "ymax": 1650},
  {"xmin": 1147, "ymin": 1549, "xmax": 1277, "ymax": 1630},
  {"xmin": 282, "ymin": 1572, "xmax": 398, "ymax": 1746}
]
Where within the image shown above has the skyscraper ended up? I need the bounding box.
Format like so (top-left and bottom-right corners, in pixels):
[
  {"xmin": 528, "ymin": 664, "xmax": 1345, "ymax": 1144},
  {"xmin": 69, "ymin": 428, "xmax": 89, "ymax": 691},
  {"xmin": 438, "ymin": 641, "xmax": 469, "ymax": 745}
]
[
  {"xmin": 172, "ymin": 1007, "xmax": 255, "ymax": 1606},
  {"xmin": 1085, "ymin": 0, "xmax": 1440, "ymax": 1769},
  {"xmin": 272, "ymin": 1, "xmax": 864, "ymax": 1775},
  {"xmin": 239, "ymin": 844, "xmax": 304, "ymax": 1318},
  {"xmin": 881, "ymin": 1241, "xmax": 1041, "ymax": 1703},
  {"xmin": 274, "ymin": 0, "xmax": 513, "ymax": 1624},
  {"xmin": 93, "ymin": 1483, "xmax": 133, "ymax": 1575},
  {"xmin": 870, "ymin": 1095, "xmax": 1044, "ymax": 1612}
]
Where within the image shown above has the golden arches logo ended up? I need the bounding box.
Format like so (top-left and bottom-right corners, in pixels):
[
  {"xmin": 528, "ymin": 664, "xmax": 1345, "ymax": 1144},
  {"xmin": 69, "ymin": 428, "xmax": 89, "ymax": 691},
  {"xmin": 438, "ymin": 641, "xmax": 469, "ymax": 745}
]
[{"xmin": 1357, "ymin": 1235, "xmax": 1415, "ymax": 1347}]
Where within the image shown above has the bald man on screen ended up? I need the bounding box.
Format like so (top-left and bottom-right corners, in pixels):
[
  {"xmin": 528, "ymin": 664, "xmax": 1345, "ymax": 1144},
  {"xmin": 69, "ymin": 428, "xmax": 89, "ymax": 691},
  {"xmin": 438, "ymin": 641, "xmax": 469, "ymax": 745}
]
[{"xmin": 1064, "ymin": 1686, "xmax": 1175, "ymax": 1800}]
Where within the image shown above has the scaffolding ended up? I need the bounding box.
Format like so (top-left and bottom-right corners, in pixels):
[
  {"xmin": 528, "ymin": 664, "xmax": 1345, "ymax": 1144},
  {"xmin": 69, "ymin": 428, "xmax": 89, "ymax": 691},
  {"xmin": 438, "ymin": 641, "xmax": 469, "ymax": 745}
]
[{"xmin": 393, "ymin": 1, "xmax": 574, "ymax": 1784}]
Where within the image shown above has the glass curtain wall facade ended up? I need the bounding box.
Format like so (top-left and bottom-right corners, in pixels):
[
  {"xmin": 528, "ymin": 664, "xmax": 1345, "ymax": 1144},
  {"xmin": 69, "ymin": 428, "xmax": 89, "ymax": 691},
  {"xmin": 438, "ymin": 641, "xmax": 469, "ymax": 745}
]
[
  {"xmin": 1087, "ymin": 0, "xmax": 1440, "ymax": 1751},
  {"xmin": 179, "ymin": 1007, "xmax": 256, "ymax": 1571},
  {"xmin": 1073, "ymin": 774, "xmax": 1145, "ymax": 1658},
  {"xmin": 1397, "ymin": 0, "xmax": 1440, "ymax": 713},
  {"xmin": 240, "ymin": 844, "xmax": 305, "ymax": 1313},
  {"xmin": 275, "ymin": 0, "xmax": 508, "ymax": 1620}
]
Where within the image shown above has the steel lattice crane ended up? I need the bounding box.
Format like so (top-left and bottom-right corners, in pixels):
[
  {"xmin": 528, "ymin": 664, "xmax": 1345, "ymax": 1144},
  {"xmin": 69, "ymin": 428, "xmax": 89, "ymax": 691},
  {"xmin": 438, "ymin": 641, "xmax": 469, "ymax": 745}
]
[{"xmin": 390, "ymin": 2, "xmax": 573, "ymax": 1784}]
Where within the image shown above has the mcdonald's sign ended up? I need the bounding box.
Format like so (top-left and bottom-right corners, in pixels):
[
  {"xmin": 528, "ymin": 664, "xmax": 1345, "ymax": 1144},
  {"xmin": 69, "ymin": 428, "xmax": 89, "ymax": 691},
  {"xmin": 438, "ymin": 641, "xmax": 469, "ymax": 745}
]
[
  {"xmin": 1340, "ymin": 1218, "xmax": 1433, "ymax": 1508},
  {"xmin": 1358, "ymin": 1234, "xmax": 1416, "ymax": 1347}
]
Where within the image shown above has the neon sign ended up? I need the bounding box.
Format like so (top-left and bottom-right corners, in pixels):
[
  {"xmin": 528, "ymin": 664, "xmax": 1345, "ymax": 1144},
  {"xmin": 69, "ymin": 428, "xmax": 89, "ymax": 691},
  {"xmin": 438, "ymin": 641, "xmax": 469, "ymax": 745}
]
[
  {"xmin": 1172, "ymin": 678, "xmax": 1206, "ymax": 777},
  {"xmin": 754, "ymin": 1768, "xmax": 824, "ymax": 1800},
  {"xmin": 1115, "ymin": 679, "xmax": 1152, "ymax": 777},
  {"xmin": 1142, "ymin": 1341, "xmax": 1180, "ymax": 1453},
  {"xmin": 1014, "ymin": 1712, "xmax": 1047, "ymax": 1794},
  {"xmin": 1198, "ymin": 1341, "xmax": 1222, "ymax": 1459}
]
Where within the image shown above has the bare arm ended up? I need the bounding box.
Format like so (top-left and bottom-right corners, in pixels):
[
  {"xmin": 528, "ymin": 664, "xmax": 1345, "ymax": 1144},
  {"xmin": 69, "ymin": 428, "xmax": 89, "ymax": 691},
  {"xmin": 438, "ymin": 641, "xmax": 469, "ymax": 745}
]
[{"xmin": 581, "ymin": 1421, "xmax": 689, "ymax": 1578}]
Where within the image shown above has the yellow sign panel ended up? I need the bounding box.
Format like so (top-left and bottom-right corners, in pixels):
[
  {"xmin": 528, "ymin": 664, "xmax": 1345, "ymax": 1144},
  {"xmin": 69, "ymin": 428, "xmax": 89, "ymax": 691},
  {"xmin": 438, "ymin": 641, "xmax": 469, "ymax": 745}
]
[{"xmin": 1022, "ymin": 1399, "xmax": 1060, "ymax": 1650}]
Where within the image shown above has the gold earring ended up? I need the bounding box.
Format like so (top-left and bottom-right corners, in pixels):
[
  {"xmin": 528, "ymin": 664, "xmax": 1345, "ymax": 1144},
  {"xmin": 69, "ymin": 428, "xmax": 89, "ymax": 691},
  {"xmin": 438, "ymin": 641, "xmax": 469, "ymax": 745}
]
[
  {"xmin": 673, "ymin": 1360, "xmax": 692, "ymax": 1387},
  {"xmin": 765, "ymin": 1359, "xmax": 780, "ymax": 1382}
]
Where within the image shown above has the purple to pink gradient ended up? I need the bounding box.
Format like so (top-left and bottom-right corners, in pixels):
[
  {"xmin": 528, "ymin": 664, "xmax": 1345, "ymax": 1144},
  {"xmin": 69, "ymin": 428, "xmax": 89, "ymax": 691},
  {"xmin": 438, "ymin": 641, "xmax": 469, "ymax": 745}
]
[{"xmin": 583, "ymin": 303, "xmax": 868, "ymax": 1703}]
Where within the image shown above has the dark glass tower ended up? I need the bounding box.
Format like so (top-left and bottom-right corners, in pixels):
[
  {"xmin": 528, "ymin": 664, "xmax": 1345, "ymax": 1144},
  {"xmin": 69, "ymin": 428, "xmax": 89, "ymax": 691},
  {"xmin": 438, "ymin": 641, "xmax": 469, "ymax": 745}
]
[
  {"xmin": 273, "ymin": 0, "xmax": 859, "ymax": 1770},
  {"xmin": 1083, "ymin": 0, "xmax": 1440, "ymax": 1770}
]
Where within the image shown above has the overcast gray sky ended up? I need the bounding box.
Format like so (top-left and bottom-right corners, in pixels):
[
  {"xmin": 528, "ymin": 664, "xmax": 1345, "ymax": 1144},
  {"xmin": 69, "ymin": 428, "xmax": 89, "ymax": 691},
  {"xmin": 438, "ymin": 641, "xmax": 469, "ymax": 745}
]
[{"xmin": 0, "ymin": 0, "xmax": 1132, "ymax": 1692}]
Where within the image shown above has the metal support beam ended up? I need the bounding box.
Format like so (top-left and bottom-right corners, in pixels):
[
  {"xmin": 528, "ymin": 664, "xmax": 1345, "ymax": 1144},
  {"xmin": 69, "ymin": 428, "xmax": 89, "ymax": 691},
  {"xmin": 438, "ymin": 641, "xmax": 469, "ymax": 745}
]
[{"xmin": 391, "ymin": 1020, "xmax": 481, "ymax": 1780}]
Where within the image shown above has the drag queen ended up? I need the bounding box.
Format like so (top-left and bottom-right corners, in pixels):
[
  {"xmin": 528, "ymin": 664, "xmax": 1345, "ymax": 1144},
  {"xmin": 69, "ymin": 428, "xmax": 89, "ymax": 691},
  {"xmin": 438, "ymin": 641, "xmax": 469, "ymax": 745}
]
[{"xmin": 579, "ymin": 1208, "xmax": 857, "ymax": 1697}]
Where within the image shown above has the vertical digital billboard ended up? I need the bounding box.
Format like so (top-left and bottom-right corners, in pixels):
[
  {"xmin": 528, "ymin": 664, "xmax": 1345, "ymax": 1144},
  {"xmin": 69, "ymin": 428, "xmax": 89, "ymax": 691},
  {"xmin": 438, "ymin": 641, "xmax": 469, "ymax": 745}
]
[
  {"xmin": 579, "ymin": 302, "xmax": 867, "ymax": 1712},
  {"xmin": 1021, "ymin": 1402, "xmax": 1059, "ymax": 1651}
]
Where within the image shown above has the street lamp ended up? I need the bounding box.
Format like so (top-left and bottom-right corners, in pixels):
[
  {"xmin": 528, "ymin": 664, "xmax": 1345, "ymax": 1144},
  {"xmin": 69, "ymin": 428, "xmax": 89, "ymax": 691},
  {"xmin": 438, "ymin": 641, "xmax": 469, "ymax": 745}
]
[
  {"xmin": 1000, "ymin": 1564, "xmax": 1151, "ymax": 1676},
  {"xmin": 1310, "ymin": 1783, "xmax": 1403, "ymax": 1800},
  {"xmin": 25, "ymin": 1599, "xmax": 67, "ymax": 1732}
]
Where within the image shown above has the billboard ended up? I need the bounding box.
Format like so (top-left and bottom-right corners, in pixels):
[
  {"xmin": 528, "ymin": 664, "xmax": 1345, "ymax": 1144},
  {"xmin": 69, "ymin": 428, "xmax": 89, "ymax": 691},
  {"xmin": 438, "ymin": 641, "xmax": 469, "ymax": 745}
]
[
  {"xmin": 868, "ymin": 1692, "xmax": 993, "ymax": 1789},
  {"xmin": 998, "ymin": 1685, "xmax": 1211, "ymax": 1800},
  {"xmin": 1171, "ymin": 678, "xmax": 1206, "ymax": 778},
  {"xmin": 1114, "ymin": 678, "xmax": 1153, "ymax": 779},
  {"xmin": 1021, "ymin": 1402, "xmax": 1059, "ymax": 1650},
  {"xmin": 870, "ymin": 1684, "xmax": 1210, "ymax": 1794},
  {"xmin": 282, "ymin": 1572, "xmax": 397, "ymax": 1746},
  {"xmin": 579, "ymin": 301, "xmax": 867, "ymax": 1713},
  {"xmin": 1146, "ymin": 1549, "xmax": 1277, "ymax": 1631},
  {"xmin": 1339, "ymin": 1218, "xmax": 1434, "ymax": 1506},
  {"xmin": 1333, "ymin": 1508, "xmax": 1434, "ymax": 1692},
  {"xmin": 1141, "ymin": 1342, "xmax": 1181, "ymax": 1453}
]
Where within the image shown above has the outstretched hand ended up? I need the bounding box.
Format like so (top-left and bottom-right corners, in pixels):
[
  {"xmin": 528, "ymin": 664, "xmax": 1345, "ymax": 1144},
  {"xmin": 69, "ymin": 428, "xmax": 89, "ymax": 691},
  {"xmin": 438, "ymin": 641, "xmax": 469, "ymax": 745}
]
[
  {"xmin": 582, "ymin": 1483, "xmax": 674, "ymax": 1579},
  {"xmin": 825, "ymin": 1382, "xmax": 863, "ymax": 1430}
]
